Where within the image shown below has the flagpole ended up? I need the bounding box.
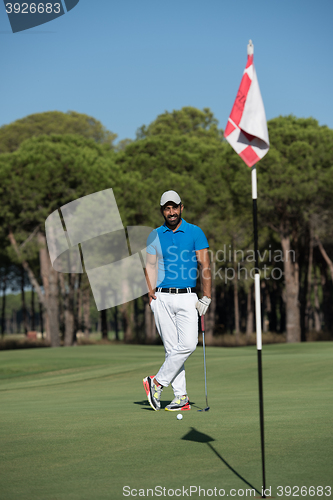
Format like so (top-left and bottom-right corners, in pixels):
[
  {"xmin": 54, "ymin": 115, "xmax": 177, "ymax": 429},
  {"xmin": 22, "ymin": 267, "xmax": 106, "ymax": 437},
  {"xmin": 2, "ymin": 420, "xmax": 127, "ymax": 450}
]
[
  {"xmin": 224, "ymin": 39, "xmax": 269, "ymax": 498},
  {"xmin": 252, "ymin": 165, "xmax": 266, "ymax": 498}
]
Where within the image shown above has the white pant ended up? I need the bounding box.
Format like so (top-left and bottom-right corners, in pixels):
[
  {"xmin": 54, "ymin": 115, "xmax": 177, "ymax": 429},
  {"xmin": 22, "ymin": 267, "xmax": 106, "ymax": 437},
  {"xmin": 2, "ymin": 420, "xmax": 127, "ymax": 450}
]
[{"xmin": 150, "ymin": 292, "xmax": 198, "ymax": 396}]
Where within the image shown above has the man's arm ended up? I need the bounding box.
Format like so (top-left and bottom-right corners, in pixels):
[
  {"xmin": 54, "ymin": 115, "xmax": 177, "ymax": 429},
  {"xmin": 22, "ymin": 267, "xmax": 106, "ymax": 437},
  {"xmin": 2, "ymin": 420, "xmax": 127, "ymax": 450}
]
[
  {"xmin": 195, "ymin": 248, "xmax": 212, "ymax": 316},
  {"xmin": 196, "ymin": 248, "xmax": 212, "ymax": 299},
  {"xmin": 146, "ymin": 252, "xmax": 157, "ymax": 304}
]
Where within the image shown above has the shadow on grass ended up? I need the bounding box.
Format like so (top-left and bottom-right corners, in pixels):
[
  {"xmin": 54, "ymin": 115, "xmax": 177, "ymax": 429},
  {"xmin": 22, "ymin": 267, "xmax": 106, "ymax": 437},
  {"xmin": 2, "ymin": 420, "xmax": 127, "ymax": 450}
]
[
  {"xmin": 134, "ymin": 400, "xmax": 197, "ymax": 411},
  {"xmin": 134, "ymin": 400, "xmax": 154, "ymax": 410},
  {"xmin": 134, "ymin": 399, "xmax": 174, "ymax": 410},
  {"xmin": 182, "ymin": 427, "xmax": 261, "ymax": 496}
]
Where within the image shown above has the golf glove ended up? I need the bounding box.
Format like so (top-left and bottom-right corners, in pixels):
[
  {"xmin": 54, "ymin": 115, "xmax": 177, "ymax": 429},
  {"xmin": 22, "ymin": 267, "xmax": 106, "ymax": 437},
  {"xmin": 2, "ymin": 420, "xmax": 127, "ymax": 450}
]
[{"xmin": 196, "ymin": 296, "xmax": 211, "ymax": 316}]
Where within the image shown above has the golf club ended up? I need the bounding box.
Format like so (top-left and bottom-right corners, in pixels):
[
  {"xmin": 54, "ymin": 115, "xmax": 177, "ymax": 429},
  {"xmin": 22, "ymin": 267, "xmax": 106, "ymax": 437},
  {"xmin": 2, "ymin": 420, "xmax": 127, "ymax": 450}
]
[{"xmin": 198, "ymin": 314, "xmax": 210, "ymax": 412}]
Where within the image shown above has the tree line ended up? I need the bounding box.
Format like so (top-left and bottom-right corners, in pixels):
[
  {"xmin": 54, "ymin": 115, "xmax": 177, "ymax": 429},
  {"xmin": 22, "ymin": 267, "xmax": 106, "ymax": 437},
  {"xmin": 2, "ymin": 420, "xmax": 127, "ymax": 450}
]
[{"xmin": 0, "ymin": 108, "xmax": 332, "ymax": 347}]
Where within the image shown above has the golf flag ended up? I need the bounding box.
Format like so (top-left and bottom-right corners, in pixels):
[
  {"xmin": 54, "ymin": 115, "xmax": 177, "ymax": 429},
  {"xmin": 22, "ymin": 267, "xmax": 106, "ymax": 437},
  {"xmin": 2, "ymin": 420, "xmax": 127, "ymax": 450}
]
[
  {"xmin": 224, "ymin": 41, "xmax": 269, "ymax": 496},
  {"xmin": 224, "ymin": 40, "xmax": 269, "ymax": 167}
]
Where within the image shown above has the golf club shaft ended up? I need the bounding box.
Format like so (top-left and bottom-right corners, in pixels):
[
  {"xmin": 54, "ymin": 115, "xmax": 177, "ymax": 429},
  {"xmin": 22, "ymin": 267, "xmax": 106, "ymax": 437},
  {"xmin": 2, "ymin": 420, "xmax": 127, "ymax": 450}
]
[{"xmin": 201, "ymin": 315, "xmax": 208, "ymax": 408}]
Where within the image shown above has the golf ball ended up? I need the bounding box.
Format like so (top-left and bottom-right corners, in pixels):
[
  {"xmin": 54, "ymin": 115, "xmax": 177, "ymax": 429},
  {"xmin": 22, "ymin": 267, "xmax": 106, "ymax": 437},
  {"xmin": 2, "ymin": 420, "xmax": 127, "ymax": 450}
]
[{"xmin": 177, "ymin": 414, "xmax": 183, "ymax": 420}]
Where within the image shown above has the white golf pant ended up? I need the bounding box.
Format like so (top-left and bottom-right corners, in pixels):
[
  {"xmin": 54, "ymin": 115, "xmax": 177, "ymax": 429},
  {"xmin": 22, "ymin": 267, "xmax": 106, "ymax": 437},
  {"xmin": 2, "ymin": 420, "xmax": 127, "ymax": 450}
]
[{"xmin": 151, "ymin": 291, "xmax": 199, "ymax": 397}]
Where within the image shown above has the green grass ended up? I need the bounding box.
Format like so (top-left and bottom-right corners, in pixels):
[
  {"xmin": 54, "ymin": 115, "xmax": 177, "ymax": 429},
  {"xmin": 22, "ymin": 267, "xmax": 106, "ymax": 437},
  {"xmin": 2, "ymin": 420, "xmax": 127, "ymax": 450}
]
[{"xmin": 0, "ymin": 343, "xmax": 332, "ymax": 499}]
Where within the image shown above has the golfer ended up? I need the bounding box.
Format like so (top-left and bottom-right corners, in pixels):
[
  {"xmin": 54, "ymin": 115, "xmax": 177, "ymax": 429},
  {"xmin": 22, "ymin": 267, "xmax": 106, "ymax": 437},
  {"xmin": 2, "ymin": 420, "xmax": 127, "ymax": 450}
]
[{"xmin": 143, "ymin": 190, "xmax": 211, "ymax": 411}]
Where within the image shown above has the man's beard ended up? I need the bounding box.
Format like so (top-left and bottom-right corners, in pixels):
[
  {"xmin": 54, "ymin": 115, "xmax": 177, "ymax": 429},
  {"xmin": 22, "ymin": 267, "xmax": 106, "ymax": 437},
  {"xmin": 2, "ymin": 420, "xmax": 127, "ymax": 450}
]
[{"xmin": 164, "ymin": 213, "xmax": 182, "ymax": 228}]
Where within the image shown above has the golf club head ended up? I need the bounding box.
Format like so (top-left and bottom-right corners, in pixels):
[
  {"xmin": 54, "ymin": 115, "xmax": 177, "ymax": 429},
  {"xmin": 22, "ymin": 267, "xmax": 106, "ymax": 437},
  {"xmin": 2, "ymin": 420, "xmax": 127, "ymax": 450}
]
[{"xmin": 197, "ymin": 407, "xmax": 210, "ymax": 412}]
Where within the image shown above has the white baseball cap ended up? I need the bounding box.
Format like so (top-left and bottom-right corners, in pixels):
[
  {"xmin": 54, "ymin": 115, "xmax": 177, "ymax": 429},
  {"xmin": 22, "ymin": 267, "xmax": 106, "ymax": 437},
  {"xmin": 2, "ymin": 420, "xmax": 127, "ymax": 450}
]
[{"xmin": 160, "ymin": 190, "xmax": 181, "ymax": 207}]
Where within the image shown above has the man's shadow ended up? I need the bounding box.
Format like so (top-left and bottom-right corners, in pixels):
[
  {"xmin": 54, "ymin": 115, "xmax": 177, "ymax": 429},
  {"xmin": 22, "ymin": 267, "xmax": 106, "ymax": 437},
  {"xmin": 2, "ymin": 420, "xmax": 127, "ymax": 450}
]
[
  {"xmin": 182, "ymin": 427, "xmax": 261, "ymax": 497},
  {"xmin": 134, "ymin": 399, "xmax": 157, "ymax": 410},
  {"xmin": 134, "ymin": 400, "xmax": 195, "ymax": 410}
]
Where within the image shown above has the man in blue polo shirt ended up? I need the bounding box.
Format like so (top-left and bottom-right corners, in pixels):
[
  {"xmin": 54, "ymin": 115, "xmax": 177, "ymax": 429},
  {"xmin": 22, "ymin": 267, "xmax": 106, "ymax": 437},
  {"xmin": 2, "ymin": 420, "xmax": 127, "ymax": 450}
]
[{"xmin": 143, "ymin": 190, "xmax": 212, "ymax": 411}]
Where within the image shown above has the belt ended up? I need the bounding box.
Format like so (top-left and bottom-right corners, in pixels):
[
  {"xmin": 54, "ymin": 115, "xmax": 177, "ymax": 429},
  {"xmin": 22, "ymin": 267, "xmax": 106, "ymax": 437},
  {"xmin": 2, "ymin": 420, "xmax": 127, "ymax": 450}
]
[{"xmin": 157, "ymin": 287, "xmax": 196, "ymax": 294}]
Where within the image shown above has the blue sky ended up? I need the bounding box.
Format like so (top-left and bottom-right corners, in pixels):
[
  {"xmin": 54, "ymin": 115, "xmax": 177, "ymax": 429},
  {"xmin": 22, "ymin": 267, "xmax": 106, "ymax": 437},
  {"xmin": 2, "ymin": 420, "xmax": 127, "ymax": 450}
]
[{"xmin": 1, "ymin": 0, "xmax": 332, "ymax": 143}]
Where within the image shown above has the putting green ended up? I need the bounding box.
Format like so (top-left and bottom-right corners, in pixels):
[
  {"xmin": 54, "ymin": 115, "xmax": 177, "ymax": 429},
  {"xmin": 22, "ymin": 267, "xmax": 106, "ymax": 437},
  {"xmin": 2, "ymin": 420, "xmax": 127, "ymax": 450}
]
[{"xmin": 0, "ymin": 342, "xmax": 332, "ymax": 499}]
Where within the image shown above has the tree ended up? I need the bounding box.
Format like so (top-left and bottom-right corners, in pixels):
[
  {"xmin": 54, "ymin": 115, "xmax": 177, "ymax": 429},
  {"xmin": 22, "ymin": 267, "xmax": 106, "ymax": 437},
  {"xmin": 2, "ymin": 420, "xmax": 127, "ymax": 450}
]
[
  {"xmin": 0, "ymin": 111, "xmax": 117, "ymax": 153},
  {"xmin": 117, "ymin": 108, "xmax": 225, "ymax": 231},
  {"xmin": 136, "ymin": 107, "xmax": 223, "ymax": 142},
  {"xmin": 118, "ymin": 108, "xmax": 225, "ymax": 339},
  {"xmin": 257, "ymin": 116, "xmax": 333, "ymax": 342},
  {"xmin": 0, "ymin": 134, "xmax": 120, "ymax": 346}
]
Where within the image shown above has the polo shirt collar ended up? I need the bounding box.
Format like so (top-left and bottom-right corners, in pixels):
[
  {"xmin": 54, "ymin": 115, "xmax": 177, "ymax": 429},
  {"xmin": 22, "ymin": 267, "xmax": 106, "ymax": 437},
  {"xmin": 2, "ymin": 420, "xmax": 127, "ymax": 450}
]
[{"xmin": 162, "ymin": 219, "xmax": 188, "ymax": 233}]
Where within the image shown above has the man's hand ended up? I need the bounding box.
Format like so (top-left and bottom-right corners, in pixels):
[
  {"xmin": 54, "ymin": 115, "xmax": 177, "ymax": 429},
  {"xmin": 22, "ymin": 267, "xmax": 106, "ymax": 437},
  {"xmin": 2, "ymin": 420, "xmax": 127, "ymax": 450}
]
[
  {"xmin": 146, "ymin": 252, "xmax": 157, "ymax": 305},
  {"xmin": 196, "ymin": 296, "xmax": 211, "ymax": 316},
  {"xmin": 149, "ymin": 291, "xmax": 157, "ymax": 305}
]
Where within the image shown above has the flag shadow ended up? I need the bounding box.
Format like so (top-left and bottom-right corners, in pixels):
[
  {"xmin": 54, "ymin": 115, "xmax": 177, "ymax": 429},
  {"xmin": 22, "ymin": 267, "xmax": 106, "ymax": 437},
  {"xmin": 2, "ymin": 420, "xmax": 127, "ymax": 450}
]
[{"xmin": 182, "ymin": 427, "xmax": 261, "ymax": 496}]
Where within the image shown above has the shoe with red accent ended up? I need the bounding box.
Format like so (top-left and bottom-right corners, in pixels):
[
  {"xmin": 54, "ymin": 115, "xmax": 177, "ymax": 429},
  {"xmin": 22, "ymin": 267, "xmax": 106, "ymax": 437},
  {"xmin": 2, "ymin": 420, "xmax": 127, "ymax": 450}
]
[
  {"xmin": 143, "ymin": 376, "xmax": 163, "ymax": 411},
  {"xmin": 165, "ymin": 395, "xmax": 191, "ymax": 411}
]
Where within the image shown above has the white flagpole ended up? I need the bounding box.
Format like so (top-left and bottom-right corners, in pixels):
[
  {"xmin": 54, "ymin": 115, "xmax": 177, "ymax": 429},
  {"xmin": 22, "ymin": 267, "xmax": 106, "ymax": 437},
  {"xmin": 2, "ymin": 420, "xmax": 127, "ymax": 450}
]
[
  {"xmin": 224, "ymin": 39, "xmax": 269, "ymax": 497},
  {"xmin": 251, "ymin": 163, "xmax": 266, "ymax": 497}
]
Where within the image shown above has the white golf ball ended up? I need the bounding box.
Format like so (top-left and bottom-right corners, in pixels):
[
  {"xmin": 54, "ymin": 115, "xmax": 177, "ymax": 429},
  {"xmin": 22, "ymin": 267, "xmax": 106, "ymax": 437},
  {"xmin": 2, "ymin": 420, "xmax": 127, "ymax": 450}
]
[{"xmin": 177, "ymin": 414, "xmax": 183, "ymax": 420}]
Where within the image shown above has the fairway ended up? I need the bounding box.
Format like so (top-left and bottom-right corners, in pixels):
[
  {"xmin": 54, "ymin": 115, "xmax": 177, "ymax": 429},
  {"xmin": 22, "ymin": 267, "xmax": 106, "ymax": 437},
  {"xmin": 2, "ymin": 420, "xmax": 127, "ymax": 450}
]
[{"xmin": 0, "ymin": 343, "xmax": 332, "ymax": 500}]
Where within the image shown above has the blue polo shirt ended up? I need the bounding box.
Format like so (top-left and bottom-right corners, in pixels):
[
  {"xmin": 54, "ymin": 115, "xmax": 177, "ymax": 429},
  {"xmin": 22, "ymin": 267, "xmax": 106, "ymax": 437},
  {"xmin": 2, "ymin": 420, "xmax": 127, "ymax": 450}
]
[{"xmin": 146, "ymin": 219, "xmax": 209, "ymax": 288}]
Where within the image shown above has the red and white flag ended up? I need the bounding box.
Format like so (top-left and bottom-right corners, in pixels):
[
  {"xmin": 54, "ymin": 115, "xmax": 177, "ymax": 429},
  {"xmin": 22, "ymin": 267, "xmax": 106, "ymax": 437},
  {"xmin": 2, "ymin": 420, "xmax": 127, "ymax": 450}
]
[{"xmin": 224, "ymin": 41, "xmax": 269, "ymax": 167}]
